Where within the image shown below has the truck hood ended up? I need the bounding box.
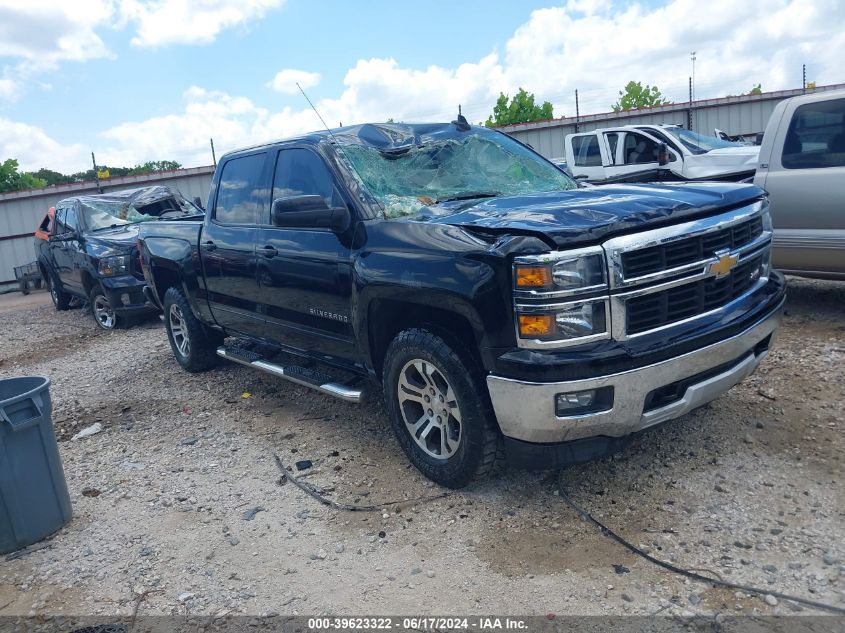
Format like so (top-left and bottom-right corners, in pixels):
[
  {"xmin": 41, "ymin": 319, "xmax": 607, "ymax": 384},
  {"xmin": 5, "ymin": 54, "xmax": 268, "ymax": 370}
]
[
  {"xmin": 84, "ymin": 224, "xmax": 141, "ymax": 257},
  {"xmin": 423, "ymin": 182, "xmax": 764, "ymax": 248},
  {"xmin": 683, "ymin": 145, "xmax": 759, "ymax": 179}
]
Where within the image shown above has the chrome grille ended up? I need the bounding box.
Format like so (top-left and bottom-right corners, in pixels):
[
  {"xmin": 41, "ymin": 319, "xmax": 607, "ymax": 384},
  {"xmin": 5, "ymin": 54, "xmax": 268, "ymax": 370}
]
[
  {"xmin": 621, "ymin": 216, "xmax": 764, "ymax": 278},
  {"xmin": 626, "ymin": 253, "xmax": 765, "ymax": 334},
  {"xmin": 604, "ymin": 200, "xmax": 772, "ymax": 340}
]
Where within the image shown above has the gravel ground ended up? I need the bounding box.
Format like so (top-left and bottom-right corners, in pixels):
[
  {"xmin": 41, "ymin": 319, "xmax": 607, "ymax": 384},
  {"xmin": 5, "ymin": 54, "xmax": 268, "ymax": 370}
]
[{"xmin": 0, "ymin": 279, "xmax": 842, "ymax": 619}]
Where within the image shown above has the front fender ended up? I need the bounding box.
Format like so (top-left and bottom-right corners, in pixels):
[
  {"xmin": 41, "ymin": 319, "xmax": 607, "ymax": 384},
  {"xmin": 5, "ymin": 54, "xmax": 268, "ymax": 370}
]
[{"xmin": 142, "ymin": 237, "xmax": 211, "ymax": 323}]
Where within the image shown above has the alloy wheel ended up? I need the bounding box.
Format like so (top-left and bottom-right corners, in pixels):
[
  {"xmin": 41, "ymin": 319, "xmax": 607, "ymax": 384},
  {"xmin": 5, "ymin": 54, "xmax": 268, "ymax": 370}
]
[
  {"xmin": 169, "ymin": 304, "xmax": 190, "ymax": 357},
  {"xmin": 93, "ymin": 294, "xmax": 116, "ymax": 329},
  {"xmin": 397, "ymin": 359, "xmax": 462, "ymax": 459}
]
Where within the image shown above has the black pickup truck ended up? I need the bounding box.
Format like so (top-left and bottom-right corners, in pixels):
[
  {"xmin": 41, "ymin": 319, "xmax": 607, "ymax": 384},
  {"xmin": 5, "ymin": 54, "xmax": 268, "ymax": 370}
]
[
  {"xmin": 36, "ymin": 186, "xmax": 200, "ymax": 329},
  {"xmin": 138, "ymin": 121, "xmax": 785, "ymax": 488}
]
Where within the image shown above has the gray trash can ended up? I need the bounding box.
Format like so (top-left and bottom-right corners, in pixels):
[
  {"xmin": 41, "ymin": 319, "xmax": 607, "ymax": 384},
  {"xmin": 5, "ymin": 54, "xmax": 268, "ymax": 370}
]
[{"xmin": 0, "ymin": 376, "xmax": 72, "ymax": 555}]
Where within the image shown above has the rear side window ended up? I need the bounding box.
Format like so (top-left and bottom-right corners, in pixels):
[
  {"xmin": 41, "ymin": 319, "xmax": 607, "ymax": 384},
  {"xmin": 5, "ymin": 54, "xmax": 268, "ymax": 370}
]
[
  {"xmin": 214, "ymin": 153, "xmax": 267, "ymax": 224},
  {"xmin": 782, "ymin": 98, "xmax": 845, "ymax": 169},
  {"xmin": 272, "ymin": 148, "xmax": 343, "ymax": 209},
  {"xmin": 571, "ymin": 135, "xmax": 602, "ymax": 167}
]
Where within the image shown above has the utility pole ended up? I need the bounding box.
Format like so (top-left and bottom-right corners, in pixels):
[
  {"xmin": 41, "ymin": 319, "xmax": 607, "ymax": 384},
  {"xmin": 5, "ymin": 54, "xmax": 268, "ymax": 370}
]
[
  {"xmin": 687, "ymin": 77, "xmax": 693, "ymax": 131},
  {"xmin": 91, "ymin": 152, "xmax": 102, "ymax": 193},
  {"xmin": 210, "ymin": 138, "xmax": 217, "ymax": 167},
  {"xmin": 802, "ymin": 64, "xmax": 806, "ymax": 93},
  {"xmin": 574, "ymin": 89, "xmax": 580, "ymax": 133},
  {"xmin": 690, "ymin": 51, "xmax": 696, "ymax": 101}
]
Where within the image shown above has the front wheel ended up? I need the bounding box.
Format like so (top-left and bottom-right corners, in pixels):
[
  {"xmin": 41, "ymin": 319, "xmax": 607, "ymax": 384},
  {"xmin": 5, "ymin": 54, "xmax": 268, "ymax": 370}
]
[
  {"xmin": 383, "ymin": 329, "xmax": 503, "ymax": 488},
  {"xmin": 163, "ymin": 287, "xmax": 221, "ymax": 372},
  {"xmin": 91, "ymin": 286, "xmax": 120, "ymax": 330}
]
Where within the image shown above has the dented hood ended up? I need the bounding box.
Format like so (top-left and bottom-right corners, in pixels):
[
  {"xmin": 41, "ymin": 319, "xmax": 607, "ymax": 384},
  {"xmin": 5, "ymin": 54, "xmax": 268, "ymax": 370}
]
[{"xmin": 424, "ymin": 182, "xmax": 765, "ymax": 248}]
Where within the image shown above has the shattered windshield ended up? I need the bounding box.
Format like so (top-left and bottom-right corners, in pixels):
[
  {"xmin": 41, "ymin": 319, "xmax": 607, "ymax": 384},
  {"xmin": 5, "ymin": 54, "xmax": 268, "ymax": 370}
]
[
  {"xmin": 664, "ymin": 127, "xmax": 743, "ymax": 155},
  {"xmin": 80, "ymin": 187, "xmax": 198, "ymax": 231},
  {"xmin": 338, "ymin": 132, "xmax": 577, "ymax": 219}
]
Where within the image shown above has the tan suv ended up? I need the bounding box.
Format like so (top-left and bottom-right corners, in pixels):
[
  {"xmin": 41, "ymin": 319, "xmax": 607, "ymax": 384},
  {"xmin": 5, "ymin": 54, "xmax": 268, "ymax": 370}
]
[{"xmin": 754, "ymin": 89, "xmax": 845, "ymax": 280}]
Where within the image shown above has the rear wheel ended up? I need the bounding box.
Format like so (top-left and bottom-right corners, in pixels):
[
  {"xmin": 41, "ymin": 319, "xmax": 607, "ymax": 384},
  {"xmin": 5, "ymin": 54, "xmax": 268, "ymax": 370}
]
[
  {"xmin": 46, "ymin": 270, "xmax": 70, "ymax": 311},
  {"xmin": 383, "ymin": 329, "xmax": 503, "ymax": 488},
  {"xmin": 163, "ymin": 286, "xmax": 221, "ymax": 372},
  {"xmin": 90, "ymin": 286, "xmax": 120, "ymax": 330}
]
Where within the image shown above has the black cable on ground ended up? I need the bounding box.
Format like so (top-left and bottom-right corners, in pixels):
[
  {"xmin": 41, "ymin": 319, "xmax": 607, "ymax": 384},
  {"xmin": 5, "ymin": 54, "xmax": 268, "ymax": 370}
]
[
  {"xmin": 273, "ymin": 453, "xmax": 448, "ymax": 511},
  {"xmin": 556, "ymin": 482, "xmax": 845, "ymax": 616}
]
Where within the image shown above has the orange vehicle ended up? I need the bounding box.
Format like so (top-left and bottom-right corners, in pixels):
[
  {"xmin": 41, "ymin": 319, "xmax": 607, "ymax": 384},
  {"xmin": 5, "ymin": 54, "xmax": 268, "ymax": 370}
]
[{"xmin": 34, "ymin": 206, "xmax": 55, "ymax": 242}]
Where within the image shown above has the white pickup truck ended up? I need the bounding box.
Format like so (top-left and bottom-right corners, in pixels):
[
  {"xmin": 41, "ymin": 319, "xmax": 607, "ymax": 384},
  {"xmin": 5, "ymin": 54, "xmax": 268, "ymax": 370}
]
[{"xmin": 564, "ymin": 124, "xmax": 759, "ymax": 184}]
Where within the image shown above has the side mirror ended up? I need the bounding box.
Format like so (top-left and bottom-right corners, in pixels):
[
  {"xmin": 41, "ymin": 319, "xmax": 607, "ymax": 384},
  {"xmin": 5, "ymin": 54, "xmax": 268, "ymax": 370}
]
[
  {"xmin": 193, "ymin": 196, "xmax": 205, "ymax": 211},
  {"xmin": 657, "ymin": 142, "xmax": 670, "ymax": 166},
  {"xmin": 271, "ymin": 195, "xmax": 351, "ymax": 232}
]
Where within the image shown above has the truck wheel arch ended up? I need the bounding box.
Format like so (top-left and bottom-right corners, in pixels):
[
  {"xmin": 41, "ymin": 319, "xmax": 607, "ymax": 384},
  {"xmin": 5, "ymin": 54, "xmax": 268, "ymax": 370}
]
[{"xmin": 365, "ymin": 296, "xmax": 486, "ymax": 382}]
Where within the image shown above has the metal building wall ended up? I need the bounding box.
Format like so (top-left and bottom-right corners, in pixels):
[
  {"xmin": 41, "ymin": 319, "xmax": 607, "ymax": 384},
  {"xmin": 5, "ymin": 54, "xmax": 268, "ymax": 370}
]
[
  {"xmin": 0, "ymin": 166, "xmax": 214, "ymax": 290},
  {"xmin": 501, "ymin": 83, "xmax": 845, "ymax": 159}
]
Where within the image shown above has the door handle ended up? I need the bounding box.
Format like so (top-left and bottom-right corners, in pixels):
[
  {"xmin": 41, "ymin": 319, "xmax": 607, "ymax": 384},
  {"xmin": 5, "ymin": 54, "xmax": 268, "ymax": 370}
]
[
  {"xmin": 202, "ymin": 241, "xmax": 217, "ymax": 252},
  {"xmin": 261, "ymin": 245, "xmax": 278, "ymax": 259}
]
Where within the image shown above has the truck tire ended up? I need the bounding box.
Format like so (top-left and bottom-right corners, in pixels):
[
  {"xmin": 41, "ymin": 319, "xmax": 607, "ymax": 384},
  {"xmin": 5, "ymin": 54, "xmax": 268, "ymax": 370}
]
[
  {"xmin": 383, "ymin": 329, "xmax": 503, "ymax": 488},
  {"xmin": 163, "ymin": 286, "xmax": 221, "ymax": 372},
  {"xmin": 90, "ymin": 285, "xmax": 121, "ymax": 330},
  {"xmin": 46, "ymin": 270, "xmax": 70, "ymax": 311}
]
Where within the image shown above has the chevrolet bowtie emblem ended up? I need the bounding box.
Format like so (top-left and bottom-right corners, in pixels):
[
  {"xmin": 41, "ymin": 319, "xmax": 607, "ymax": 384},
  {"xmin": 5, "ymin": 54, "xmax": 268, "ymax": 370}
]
[{"xmin": 709, "ymin": 251, "xmax": 739, "ymax": 277}]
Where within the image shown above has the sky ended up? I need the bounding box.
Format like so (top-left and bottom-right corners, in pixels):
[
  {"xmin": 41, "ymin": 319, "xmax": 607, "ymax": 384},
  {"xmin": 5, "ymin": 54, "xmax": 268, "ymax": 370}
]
[{"xmin": 0, "ymin": 0, "xmax": 843, "ymax": 173}]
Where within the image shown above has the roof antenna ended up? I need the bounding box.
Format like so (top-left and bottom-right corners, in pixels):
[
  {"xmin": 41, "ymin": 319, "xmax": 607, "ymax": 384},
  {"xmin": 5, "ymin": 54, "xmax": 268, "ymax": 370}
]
[
  {"xmin": 295, "ymin": 82, "xmax": 385, "ymax": 216},
  {"xmin": 452, "ymin": 104, "xmax": 470, "ymax": 131}
]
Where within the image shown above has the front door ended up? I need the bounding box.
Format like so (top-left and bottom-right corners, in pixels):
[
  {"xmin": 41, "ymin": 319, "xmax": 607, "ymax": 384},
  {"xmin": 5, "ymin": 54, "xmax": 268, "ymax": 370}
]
[
  {"xmin": 201, "ymin": 151, "xmax": 269, "ymax": 336},
  {"xmin": 51, "ymin": 203, "xmax": 83, "ymax": 292},
  {"xmin": 257, "ymin": 146, "xmax": 358, "ymax": 363}
]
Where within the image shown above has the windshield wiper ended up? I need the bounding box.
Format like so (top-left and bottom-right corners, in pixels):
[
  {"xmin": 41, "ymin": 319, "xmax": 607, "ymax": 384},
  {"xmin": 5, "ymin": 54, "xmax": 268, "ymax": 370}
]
[{"xmin": 435, "ymin": 191, "xmax": 500, "ymax": 204}]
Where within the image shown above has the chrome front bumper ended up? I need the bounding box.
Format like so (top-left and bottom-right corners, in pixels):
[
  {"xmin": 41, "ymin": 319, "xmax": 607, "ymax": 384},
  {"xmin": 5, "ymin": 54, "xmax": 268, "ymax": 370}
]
[{"xmin": 487, "ymin": 299, "xmax": 784, "ymax": 444}]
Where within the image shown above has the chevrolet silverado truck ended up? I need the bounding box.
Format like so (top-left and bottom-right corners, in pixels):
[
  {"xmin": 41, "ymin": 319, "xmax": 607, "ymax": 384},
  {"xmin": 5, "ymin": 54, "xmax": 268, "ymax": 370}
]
[
  {"xmin": 138, "ymin": 120, "xmax": 785, "ymax": 488},
  {"xmin": 37, "ymin": 186, "xmax": 201, "ymax": 329}
]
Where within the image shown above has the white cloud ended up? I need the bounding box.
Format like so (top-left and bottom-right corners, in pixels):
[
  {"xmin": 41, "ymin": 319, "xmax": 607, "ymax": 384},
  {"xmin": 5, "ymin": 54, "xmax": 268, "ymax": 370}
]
[
  {"xmin": 5, "ymin": 0, "xmax": 845, "ymax": 173},
  {"xmin": 118, "ymin": 0, "xmax": 285, "ymax": 47},
  {"xmin": 0, "ymin": 0, "xmax": 287, "ymax": 99},
  {"xmin": 0, "ymin": 117, "xmax": 89, "ymax": 173},
  {"xmin": 268, "ymin": 69, "xmax": 321, "ymax": 94}
]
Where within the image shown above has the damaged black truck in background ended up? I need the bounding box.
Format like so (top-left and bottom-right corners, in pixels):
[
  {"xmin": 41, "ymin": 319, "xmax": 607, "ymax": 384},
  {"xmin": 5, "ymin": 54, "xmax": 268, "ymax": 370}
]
[
  {"xmin": 36, "ymin": 186, "xmax": 202, "ymax": 329},
  {"xmin": 138, "ymin": 121, "xmax": 785, "ymax": 488}
]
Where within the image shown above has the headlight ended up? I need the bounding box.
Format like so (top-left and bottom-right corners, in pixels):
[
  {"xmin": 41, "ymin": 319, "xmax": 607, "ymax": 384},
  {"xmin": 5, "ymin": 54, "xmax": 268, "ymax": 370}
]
[
  {"xmin": 514, "ymin": 246, "xmax": 606, "ymax": 294},
  {"xmin": 513, "ymin": 246, "xmax": 610, "ymax": 348},
  {"xmin": 99, "ymin": 255, "xmax": 129, "ymax": 277},
  {"xmin": 517, "ymin": 299, "xmax": 608, "ymax": 341}
]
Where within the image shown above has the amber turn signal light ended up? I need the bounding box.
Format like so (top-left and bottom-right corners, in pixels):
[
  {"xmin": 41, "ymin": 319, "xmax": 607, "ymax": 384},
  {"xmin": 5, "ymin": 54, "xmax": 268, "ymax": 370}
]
[
  {"xmin": 515, "ymin": 266, "xmax": 552, "ymax": 288},
  {"xmin": 518, "ymin": 314, "xmax": 554, "ymax": 337}
]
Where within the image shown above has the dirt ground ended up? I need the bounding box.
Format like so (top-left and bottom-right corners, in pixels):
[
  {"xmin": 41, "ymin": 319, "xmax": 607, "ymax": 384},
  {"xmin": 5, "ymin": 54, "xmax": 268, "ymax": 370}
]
[{"xmin": 0, "ymin": 280, "xmax": 842, "ymax": 618}]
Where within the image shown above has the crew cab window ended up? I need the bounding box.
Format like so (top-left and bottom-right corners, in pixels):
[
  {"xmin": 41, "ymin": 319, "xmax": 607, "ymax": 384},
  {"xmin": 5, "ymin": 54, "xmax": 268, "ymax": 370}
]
[
  {"xmin": 55, "ymin": 205, "xmax": 79, "ymax": 235},
  {"xmin": 624, "ymin": 133, "xmax": 659, "ymax": 164},
  {"xmin": 214, "ymin": 153, "xmax": 266, "ymax": 224},
  {"xmin": 571, "ymin": 135, "xmax": 602, "ymax": 167},
  {"xmin": 782, "ymin": 98, "xmax": 845, "ymax": 169},
  {"xmin": 604, "ymin": 133, "xmax": 621, "ymax": 165},
  {"xmin": 272, "ymin": 148, "xmax": 343, "ymax": 209}
]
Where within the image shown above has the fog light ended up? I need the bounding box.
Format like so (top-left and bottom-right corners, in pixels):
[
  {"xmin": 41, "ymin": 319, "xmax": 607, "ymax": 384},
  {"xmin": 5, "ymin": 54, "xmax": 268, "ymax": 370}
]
[{"xmin": 555, "ymin": 387, "xmax": 613, "ymax": 416}]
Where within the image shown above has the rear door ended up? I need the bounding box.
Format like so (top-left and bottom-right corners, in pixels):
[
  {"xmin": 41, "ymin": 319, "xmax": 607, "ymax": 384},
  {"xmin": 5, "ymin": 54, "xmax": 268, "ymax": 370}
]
[
  {"xmin": 763, "ymin": 96, "xmax": 845, "ymax": 274},
  {"xmin": 257, "ymin": 146, "xmax": 359, "ymax": 362},
  {"xmin": 201, "ymin": 151, "xmax": 269, "ymax": 336}
]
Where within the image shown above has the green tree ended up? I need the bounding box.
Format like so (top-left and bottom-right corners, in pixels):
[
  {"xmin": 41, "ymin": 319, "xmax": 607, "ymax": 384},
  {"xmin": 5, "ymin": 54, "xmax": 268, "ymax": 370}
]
[
  {"xmin": 485, "ymin": 88, "xmax": 554, "ymax": 127},
  {"xmin": 747, "ymin": 83, "xmax": 762, "ymax": 95},
  {"xmin": 611, "ymin": 81, "xmax": 671, "ymax": 112},
  {"xmin": 0, "ymin": 159, "xmax": 46, "ymax": 193}
]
